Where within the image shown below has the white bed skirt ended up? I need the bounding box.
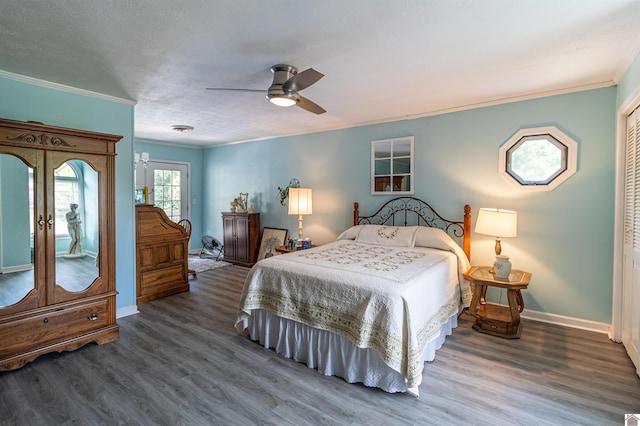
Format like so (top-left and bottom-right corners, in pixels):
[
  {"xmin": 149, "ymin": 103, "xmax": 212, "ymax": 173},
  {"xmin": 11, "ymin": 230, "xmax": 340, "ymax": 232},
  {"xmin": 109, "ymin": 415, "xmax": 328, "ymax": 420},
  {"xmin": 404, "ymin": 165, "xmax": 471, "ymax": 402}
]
[{"xmin": 247, "ymin": 309, "xmax": 458, "ymax": 396}]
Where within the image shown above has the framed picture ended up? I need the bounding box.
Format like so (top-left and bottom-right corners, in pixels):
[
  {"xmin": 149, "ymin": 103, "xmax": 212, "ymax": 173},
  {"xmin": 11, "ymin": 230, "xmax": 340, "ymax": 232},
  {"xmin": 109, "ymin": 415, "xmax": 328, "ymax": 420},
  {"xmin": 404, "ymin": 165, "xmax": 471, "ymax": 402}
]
[
  {"xmin": 135, "ymin": 189, "xmax": 146, "ymax": 204},
  {"xmin": 257, "ymin": 227, "xmax": 288, "ymax": 261}
]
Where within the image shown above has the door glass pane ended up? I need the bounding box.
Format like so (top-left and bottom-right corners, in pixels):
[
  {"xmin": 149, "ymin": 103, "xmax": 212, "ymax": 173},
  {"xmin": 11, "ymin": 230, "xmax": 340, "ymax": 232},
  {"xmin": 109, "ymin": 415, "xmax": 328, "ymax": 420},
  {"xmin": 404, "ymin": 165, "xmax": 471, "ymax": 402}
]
[
  {"xmin": 0, "ymin": 154, "xmax": 35, "ymax": 307},
  {"xmin": 55, "ymin": 160, "xmax": 99, "ymax": 293},
  {"xmin": 154, "ymin": 168, "xmax": 182, "ymax": 222}
]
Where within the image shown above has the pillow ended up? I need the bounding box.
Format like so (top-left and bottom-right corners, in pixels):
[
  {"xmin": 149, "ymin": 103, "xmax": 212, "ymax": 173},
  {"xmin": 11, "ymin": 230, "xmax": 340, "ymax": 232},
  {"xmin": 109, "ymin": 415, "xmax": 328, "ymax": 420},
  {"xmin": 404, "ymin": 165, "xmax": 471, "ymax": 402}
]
[
  {"xmin": 355, "ymin": 225, "xmax": 419, "ymax": 247},
  {"xmin": 336, "ymin": 225, "xmax": 365, "ymax": 240},
  {"xmin": 414, "ymin": 227, "xmax": 457, "ymax": 251},
  {"xmin": 415, "ymin": 227, "xmax": 469, "ymax": 264}
]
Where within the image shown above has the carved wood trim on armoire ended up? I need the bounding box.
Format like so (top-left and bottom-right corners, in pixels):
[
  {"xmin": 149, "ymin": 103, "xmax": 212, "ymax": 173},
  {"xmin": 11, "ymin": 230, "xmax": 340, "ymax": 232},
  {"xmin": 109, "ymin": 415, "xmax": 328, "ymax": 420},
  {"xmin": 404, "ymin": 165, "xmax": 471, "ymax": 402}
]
[
  {"xmin": 135, "ymin": 204, "xmax": 190, "ymax": 304},
  {"xmin": 0, "ymin": 118, "xmax": 121, "ymax": 371}
]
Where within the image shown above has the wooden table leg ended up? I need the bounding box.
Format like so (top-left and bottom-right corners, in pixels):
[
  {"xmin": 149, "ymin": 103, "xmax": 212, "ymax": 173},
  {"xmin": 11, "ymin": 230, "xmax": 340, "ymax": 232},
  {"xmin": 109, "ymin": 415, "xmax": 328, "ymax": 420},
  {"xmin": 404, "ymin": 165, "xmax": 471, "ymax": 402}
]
[
  {"xmin": 515, "ymin": 289, "xmax": 524, "ymax": 312},
  {"xmin": 507, "ymin": 289, "xmax": 522, "ymax": 337},
  {"xmin": 469, "ymin": 283, "xmax": 485, "ymax": 315}
]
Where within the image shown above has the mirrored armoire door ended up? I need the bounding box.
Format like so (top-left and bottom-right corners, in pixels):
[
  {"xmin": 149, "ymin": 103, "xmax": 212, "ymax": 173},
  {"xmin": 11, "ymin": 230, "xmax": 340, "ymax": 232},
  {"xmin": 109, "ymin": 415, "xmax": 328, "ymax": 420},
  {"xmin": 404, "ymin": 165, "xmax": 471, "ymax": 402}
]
[
  {"xmin": 45, "ymin": 152, "xmax": 109, "ymax": 305},
  {"xmin": 0, "ymin": 146, "xmax": 45, "ymax": 314}
]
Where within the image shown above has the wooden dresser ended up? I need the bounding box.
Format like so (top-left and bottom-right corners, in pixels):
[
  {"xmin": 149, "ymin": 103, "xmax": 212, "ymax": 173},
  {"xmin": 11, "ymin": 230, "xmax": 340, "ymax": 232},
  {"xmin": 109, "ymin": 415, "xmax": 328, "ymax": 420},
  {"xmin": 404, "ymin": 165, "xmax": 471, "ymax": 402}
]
[
  {"xmin": 222, "ymin": 212, "xmax": 260, "ymax": 267},
  {"xmin": 136, "ymin": 205, "xmax": 189, "ymax": 304}
]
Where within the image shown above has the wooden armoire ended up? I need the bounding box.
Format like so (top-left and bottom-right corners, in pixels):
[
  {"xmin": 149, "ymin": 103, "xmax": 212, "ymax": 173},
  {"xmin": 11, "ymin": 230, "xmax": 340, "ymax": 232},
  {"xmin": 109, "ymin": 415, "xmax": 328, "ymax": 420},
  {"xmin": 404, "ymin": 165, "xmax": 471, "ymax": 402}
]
[
  {"xmin": 222, "ymin": 212, "xmax": 260, "ymax": 267},
  {"xmin": 0, "ymin": 118, "xmax": 120, "ymax": 371}
]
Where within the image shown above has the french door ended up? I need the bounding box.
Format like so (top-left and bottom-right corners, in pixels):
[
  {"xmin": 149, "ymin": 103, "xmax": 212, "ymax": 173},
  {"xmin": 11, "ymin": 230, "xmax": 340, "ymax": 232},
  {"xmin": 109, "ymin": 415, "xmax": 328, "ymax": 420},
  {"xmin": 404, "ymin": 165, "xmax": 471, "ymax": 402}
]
[
  {"xmin": 622, "ymin": 107, "xmax": 640, "ymax": 375},
  {"xmin": 135, "ymin": 159, "xmax": 189, "ymax": 222}
]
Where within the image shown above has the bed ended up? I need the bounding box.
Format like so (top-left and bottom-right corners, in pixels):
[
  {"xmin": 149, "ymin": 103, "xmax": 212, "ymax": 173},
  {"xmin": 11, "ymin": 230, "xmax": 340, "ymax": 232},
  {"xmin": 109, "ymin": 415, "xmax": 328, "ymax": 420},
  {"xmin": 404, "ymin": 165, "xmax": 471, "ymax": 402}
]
[{"xmin": 235, "ymin": 197, "xmax": 472, "ymax": 396}]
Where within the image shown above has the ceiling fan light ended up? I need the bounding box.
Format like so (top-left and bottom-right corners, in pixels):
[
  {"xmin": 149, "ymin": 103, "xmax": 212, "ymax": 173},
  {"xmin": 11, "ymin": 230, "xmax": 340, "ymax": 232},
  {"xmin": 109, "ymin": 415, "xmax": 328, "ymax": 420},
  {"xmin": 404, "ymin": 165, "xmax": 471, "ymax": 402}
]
[
  {"xmin": 267, "ymin": 90, "xmax": 300, "ymax": 107},
  {"xmin": 269, "ymin": 97, "xmax": 297, "ymax": 107}
]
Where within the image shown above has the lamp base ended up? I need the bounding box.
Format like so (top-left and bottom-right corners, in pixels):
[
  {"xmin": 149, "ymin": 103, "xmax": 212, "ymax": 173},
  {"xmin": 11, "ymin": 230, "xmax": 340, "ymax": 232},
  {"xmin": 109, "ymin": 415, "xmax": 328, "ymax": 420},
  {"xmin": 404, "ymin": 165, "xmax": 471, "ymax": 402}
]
[{"xmin": 297, "ymin": 214, "xmax": 304, "ymax": 240}]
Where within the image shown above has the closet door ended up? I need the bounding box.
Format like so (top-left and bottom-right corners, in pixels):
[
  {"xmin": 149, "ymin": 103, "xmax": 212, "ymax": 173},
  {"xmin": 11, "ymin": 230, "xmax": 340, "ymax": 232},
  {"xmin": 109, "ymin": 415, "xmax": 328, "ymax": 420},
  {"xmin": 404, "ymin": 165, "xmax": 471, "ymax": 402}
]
[{"xmin": 622, "ymin": 108, "xmax": 640, "ymax": 374}]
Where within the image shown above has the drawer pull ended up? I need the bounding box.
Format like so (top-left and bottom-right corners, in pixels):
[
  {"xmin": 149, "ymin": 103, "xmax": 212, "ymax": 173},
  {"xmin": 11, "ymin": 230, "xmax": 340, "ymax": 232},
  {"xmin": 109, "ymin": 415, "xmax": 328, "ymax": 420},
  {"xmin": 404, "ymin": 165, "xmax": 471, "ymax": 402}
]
[
  {"xmin": 87, "ymin": 312, "xmax": 100, "ymax": 321},
  {"xmin": 43, "ymin": 318, "xmax": 49, "ymax": 323}
]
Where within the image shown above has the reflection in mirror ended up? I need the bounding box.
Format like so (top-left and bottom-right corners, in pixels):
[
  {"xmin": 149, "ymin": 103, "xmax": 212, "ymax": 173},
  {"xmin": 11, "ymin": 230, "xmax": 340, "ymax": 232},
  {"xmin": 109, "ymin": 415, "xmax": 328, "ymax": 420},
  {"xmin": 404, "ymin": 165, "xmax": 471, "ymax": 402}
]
[
  {"xmin": 394, "ymin": 140, "xmax": 412, "ymax": 157},
  {"xmin": 55, "ymin": 160, "xmax": 99, "ymax": 293},
  {"xmin": 374, "ymin": 141, "xmax": 391, "ymax": 159},
  {"xmin": 0, "ymin": 154, "xmax": 35, "ymax": 307}
]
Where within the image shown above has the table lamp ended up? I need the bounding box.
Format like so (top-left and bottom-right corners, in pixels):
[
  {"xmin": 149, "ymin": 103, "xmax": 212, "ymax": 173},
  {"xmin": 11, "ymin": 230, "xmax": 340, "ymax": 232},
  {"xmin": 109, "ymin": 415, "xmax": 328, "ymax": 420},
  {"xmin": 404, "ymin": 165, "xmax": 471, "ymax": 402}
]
[
  {"xmin": 288, "ymin": 187, "xmax": 313, "ymax": 240},
  {"xmin": 475, "ymin": 208, "xmax": 518, "ymax": 256}
]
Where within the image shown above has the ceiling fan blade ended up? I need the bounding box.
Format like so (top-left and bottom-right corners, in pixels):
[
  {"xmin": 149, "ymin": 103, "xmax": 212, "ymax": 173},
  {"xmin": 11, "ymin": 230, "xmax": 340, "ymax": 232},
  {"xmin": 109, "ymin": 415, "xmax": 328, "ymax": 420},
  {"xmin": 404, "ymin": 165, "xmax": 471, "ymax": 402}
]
[
  {"xmin": 297, "ymin": 96, "xmax": 326, "ymax": 115},
  {"xmin": 282, "ymin": 68, "xmax": 324, "ymax": 92},
  {"xmin": 205, "ymin": 88, "xmax": 264, "ymax": 93}
]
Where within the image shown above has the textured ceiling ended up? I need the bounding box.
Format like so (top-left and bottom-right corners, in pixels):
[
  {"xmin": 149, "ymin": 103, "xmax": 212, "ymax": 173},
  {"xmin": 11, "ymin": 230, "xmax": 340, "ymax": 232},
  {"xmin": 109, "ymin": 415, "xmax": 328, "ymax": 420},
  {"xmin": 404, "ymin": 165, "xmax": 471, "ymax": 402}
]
[{"xmin": 1, "ymin": 0, "xmax": 640, "ymax": 147}]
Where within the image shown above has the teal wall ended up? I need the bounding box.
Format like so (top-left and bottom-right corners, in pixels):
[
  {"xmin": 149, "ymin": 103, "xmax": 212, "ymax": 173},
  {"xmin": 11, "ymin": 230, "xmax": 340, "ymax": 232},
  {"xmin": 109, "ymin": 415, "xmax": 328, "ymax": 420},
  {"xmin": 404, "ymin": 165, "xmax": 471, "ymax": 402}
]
[
  {"xmin": 618, "ymin": 51, "xmax": 640, "ymax": 109},
  {"xmin": 53, "ymin": 161, "xmax": 100, "ymax": 255},
  {"xmin": 0, "ymin": 154, "xmax": 31, "ymax": 269},
  {"xmin": 3, "ymin": 58, "xmax": 637, "ymax": 325},
  {"xmin": 0, "ymin": 76, "xmax": 136, "ymax": 310},
  {"xmin": 203, "ymin": 87, "xmax": 617, "ymax": 324},
  {"xmin": 133, "ymin": 140, "xmax": 205, "ymax": 251},
  {"xmin": 80, "ymin": 160, "xmax": 100, "ymax": 255}
]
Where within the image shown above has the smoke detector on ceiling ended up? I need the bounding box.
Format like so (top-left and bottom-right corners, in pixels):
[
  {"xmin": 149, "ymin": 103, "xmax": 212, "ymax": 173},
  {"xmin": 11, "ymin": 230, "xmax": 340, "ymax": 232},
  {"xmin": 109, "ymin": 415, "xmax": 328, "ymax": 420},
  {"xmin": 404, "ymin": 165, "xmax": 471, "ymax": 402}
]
[{"xmin": 172, "ymin": 125, "xmax": 194, "ymax": 132}]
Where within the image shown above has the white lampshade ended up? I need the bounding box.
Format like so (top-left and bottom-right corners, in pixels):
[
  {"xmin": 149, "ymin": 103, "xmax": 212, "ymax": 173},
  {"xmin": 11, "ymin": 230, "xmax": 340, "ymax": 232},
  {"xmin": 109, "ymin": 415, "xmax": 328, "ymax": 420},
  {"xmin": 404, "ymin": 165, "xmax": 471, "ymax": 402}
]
[
  {"xmin": 475, "ymin": 208, "xmax": 517, "ymax": 238},
  {"xmin": 475, "ymin": 208, "xmax": 517, "ymax": 257},
  {"xmin": 288, "ymin": 188, "xmax": 313, "ymax": 215}
]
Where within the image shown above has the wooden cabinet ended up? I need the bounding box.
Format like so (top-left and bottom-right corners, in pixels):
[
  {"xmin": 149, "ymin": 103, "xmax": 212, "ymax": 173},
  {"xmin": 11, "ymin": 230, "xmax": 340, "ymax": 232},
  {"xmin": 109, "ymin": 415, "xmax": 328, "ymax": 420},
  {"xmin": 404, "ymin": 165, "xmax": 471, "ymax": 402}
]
[
  {"xmin": 222, "ymin": 212, "xmax": 260, "ymax": 267},
  {"xmin": 0, "ymin": 118, "xmax": 120, "ymax": 371},
  {"xmin": 135, "ymin": 205, "xmax": 189, "ymax": 304}
]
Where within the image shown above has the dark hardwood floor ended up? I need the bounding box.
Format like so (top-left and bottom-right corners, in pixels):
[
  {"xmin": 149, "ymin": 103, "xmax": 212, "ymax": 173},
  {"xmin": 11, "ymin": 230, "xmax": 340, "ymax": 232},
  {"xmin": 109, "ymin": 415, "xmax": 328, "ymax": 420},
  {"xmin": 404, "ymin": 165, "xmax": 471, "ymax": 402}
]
[
  {"xmin": 1, "ymin": 265, "xmax": 638, "ymax": 425},
  {"xmin": 0, "ymin": 255, "xmax": 98, "ymax": 306}
]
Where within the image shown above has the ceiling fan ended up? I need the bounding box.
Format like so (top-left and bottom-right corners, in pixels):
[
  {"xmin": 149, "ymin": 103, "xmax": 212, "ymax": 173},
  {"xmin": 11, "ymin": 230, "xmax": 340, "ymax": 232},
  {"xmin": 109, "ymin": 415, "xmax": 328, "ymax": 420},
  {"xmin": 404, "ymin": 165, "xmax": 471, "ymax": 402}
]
[{"xmin": 206, "ymin": 64, "xmax": 326, "ymax": 114}]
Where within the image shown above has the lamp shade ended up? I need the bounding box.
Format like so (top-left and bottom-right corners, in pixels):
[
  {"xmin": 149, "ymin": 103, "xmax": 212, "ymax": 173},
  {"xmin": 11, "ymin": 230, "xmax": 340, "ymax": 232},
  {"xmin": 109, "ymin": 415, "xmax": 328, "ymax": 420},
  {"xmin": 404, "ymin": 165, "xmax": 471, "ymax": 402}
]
[
  {"xmin": 475, "ymin": 208, "xmax": 517, "ymax": 238},
  {"xmin": 288, "ymin": 188, "xmax": 313, "ymax": 215}
]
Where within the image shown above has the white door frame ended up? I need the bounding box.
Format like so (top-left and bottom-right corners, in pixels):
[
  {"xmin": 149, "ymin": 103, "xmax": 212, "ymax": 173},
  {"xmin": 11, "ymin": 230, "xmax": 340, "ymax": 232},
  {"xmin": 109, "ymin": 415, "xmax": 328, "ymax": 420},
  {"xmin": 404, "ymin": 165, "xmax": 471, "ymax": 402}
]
[
  {"xmin": 135, "ymin": 159, "xmax": 191, "ymax": 221},
  {"xmin": 612, "ymin": 86, "xmax": 640, "ymax": 377}
]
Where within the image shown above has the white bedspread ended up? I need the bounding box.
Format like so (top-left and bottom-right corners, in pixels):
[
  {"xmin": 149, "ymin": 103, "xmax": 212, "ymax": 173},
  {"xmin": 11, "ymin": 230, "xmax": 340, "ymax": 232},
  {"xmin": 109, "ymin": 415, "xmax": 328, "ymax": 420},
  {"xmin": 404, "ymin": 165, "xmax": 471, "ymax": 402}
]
[{"xmin": 235, "ymin": 240, "xmax": 471, "ymax": 389}]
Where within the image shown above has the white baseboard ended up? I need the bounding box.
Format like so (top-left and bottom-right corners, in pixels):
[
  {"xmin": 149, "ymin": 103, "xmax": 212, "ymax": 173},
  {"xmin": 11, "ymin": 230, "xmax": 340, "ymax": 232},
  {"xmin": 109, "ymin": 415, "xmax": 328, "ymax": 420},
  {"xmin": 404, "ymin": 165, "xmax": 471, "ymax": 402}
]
[
  {"xmin": 116, "ymin": 305, "xmax": 139, "ymax": 319},
  {"xmin": 1, "ymin": 263, "xmax": 32, "ymax": 273},
  {"xmin": 521, "ymin": 308, "xmax": 610, "ymax": 334}
]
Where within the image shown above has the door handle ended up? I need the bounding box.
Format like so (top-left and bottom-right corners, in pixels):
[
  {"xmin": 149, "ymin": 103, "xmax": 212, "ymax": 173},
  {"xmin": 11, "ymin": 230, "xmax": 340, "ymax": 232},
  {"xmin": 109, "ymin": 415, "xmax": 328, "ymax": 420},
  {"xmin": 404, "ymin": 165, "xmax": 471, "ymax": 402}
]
[
  {"xmin": 38, "ymin": 215, "xmax": 45, "ymax": 230},
  {"xmin": 47, "ymin": 214, "xmax": 54, "ymax": 229}
]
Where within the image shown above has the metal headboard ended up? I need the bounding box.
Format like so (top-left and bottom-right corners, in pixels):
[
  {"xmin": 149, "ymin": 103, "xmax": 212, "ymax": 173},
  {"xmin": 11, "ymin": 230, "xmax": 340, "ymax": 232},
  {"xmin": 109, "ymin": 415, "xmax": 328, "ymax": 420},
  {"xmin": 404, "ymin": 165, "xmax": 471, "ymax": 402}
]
[{"xmin": 353, "ymin": 197, "xmax": 471, "ymax": 260}]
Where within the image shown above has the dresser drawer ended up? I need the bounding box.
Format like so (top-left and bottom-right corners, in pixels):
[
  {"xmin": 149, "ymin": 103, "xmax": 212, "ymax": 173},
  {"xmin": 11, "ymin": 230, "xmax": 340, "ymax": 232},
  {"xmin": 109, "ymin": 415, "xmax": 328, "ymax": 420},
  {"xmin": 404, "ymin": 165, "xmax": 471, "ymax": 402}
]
[
  {"xmin": 0, "ymin": 299, "xmax": 110, "ymax": 358},
  {"xmin": 475, "ymin": 317, "xmax": 509, "ymax": 335}
]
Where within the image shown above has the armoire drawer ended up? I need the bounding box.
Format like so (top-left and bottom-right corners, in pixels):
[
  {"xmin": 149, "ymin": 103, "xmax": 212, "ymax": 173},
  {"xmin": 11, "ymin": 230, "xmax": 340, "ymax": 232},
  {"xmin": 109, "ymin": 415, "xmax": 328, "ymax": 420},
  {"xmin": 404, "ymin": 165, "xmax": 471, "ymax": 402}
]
[{"xmin": 0, "ymin": 299, "xmax": 110, "ymax": 358}]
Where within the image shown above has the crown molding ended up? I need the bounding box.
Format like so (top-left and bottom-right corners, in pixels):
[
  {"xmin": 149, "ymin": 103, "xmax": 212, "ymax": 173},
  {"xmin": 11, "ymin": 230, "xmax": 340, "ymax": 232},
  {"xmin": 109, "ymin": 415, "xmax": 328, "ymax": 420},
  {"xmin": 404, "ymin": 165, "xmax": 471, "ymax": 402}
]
[{"xmin": 0, "ymin": 70, "xmax": 137, "ymax": 106}]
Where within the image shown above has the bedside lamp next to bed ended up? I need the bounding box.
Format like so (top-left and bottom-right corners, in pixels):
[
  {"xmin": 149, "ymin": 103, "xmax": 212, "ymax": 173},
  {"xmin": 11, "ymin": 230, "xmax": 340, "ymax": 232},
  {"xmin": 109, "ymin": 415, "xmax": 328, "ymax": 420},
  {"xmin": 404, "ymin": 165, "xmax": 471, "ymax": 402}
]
[
  {"xmin": 288, "ymin": 187, "xmax": 313, "ymax": 241},
  {"xmin": 475, "ymin": 208, "xmax": 517, "ymax": 278}
]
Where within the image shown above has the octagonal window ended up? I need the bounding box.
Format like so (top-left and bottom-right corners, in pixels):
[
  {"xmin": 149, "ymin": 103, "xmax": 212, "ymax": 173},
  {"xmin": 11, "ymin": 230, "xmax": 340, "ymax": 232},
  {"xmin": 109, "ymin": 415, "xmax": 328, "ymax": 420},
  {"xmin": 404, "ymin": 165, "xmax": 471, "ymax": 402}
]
[{"xmin": 499, "ymin": 126, "xmax": 578, "ymax": 191}]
